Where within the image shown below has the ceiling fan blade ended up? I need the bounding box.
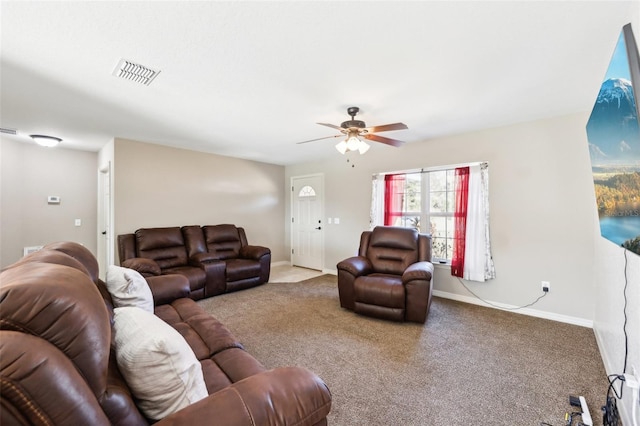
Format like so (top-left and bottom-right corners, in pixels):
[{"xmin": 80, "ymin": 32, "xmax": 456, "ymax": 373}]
[
  {"xmin": 363, "ymin": 133, "xmax": 405, "ymax": 147},
  {"xmin": 365, "ymin": 122, "xmax": 408, "ymax": 133},
  {"xmin": 317, "ymin": 122, "xmax": 344, "ymax": 131},
  {"xmin": 296, "ymin": 134, "xmax": 343, "ymax": 144}
]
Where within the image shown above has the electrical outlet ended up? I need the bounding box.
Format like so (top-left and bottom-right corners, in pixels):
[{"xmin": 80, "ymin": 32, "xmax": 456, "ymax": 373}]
[{"xmin": 541, "ymin": 281, "xmax": 550, "ymax": 292}]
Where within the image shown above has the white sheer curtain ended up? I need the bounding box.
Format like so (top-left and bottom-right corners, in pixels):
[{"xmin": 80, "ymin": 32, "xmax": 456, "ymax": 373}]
[
  {"xmin": 462, "ymin": 163, "xmax": 496, "ymax": 282},
  {"xmin": 370, "ymin": 174, "xmax": 385, "ymax": 229}
]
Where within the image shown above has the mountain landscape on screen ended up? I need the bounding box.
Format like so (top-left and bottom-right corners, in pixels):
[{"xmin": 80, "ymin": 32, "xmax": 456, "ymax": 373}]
[
  {"xmin": 586, "ymin": 26, "xmax": 640, "ymax": 255},
  {"xmin": 587, "ymin": 78, "xmax": 639, "ymax": 167}
]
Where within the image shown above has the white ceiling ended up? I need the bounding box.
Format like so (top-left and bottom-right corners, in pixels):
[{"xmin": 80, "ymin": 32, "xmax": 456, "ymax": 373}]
[{"xmin": 0, "ymin": 1, "xmax": 636, "ymax": 165}]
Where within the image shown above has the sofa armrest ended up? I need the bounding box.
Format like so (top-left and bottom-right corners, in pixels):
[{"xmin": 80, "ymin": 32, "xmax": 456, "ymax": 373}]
[
  {"xmin": 402, "ymin": 261, "xmax": 434, "ymax": 283},
  {"xmin": 156, "ymin": 367, "xmax": 331, "ymax": 426},
  {"xmin": 336, "ymin": 256, "xmax": 372, "ymax": 277},
  {"xmin": 239, "ymin": 245, "xmax": 271, "ymax": 261},
  {"xmin": 146, "ymin": 275, "xmax": 190, "ymax": 306},
  {"xmin": 189, "ymin": 252, "xmax": 220, "ymax": 265},
  {"xmin": 187, "ymin": 257, "xmax": 227, "ymax": 298},
  {"xmin": 121, "ymin": 258, "xmax": 161, "ymax": 277}
]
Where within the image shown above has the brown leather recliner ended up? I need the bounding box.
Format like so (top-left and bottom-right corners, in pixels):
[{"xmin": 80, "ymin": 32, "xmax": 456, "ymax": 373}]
[
  {"xmin": 187, "ymin": 225, "xmax": 271, "ymax": 294},
  {"xmin": 118, "ymin": 225, "xmax": 271, "ymax": 300},
  {"xmin": 0, "ymin": 242, "xmax": 331, "ymax": 425},
  {"xmin": 336, "ymin": 226, "xmax": 434, "ymax": 323}
]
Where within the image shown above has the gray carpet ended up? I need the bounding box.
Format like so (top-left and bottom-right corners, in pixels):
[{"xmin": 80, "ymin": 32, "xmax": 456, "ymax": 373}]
[{"xmin": 197, "ymin": 275, "xmax": 608, "ymax": 426}]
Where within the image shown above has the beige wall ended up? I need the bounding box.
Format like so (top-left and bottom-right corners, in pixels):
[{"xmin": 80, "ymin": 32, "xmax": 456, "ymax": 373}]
[
  {"xmin": 113, "ymin": 138, "xmax": 286, "ymax": 262},
  {"xmin": 286, "ymin": 112, "xmax": 597, "ymax": 323},
  {"xmin": 593, "ymin": 6, "xmax": 640, "ymax": 426},
  {"xmin": 0, "ymin": 137, "xmax": 98, "ymax": 267}
]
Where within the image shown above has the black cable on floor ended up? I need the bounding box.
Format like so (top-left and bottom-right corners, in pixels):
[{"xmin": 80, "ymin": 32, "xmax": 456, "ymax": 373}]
[{"xmin": 456, "ymin": 277, "xmax": 547, "ymax": 311}]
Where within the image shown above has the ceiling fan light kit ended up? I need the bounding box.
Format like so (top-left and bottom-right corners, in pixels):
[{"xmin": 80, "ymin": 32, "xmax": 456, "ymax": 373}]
[
  {"xmin": 298, "ymin": 106, "xmax": 408, "ymax": 156},
  {"xmin": 335, "ymin": 132, "xmax": 370, "ymax": 155}
]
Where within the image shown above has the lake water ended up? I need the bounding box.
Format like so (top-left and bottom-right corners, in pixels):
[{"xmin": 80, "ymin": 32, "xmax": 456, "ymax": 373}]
[{"xmin": 599, "ymin": 216, "xmax": 640, "ymax": 245}]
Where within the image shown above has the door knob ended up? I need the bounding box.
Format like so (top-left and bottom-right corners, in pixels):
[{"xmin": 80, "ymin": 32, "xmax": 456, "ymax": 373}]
[
  {"xmin": 101, "ymin": 231, "xmax": 107, "ymax": 235},
  {"xmin": 315, "ymin": 227, "xmax": 322, "ymax": 230}
]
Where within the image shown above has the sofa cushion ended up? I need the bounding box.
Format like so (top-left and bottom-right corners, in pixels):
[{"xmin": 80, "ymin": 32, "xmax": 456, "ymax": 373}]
[
  {"xmin": 106, "ymin": 265, "xmax": 154, "ymax": 312},
  {"xmin": 354, "ymin": 273, "xmax": 405, "ymax": 309},
  {"xmin": 135, "ymin": 227, "xmax": 188, "ymax": 269},
  {"xmin": 367, "ymin": 227, "xmax": 419, "ymax": 275},
  {"xmin": 225, "ymin": 258, "xmax": 262, "ymax": 282},
  {"xmin": 112, "ymin": 307, "xmax": 208, "ymax": 421},
  {"xmin": 164, "ymin": 266, "xmax": 207, "ymax": 291},
  {"xmin": 154, "ymin": 298, "xmax": 266, "ymax": 393},
  {"xmin": 203, "ymin": 225, "xmax": 242, "ymax": 259}
]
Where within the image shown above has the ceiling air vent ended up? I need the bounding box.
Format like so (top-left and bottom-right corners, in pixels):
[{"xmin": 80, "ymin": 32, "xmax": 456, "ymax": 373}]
[
  {"xmin": 1, "ymin": 127, "xmax": 17, "ymax": 135},
  {"xmin": 112, "ymin": 59, "xmax": 160, "ymax": 86}
]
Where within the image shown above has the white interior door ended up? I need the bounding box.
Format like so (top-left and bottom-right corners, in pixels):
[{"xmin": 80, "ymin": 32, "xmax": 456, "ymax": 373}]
[
  {"xmin": 98, "ymin": 163, "xmax": 112, "ymax": 278},
  {"xmin": 291, "ymin": 175, "xmax": 324, "ymax": 270}
]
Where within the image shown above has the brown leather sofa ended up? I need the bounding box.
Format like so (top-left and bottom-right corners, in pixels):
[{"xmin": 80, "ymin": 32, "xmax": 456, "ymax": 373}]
[
  {"xmin": 0, "ymin": 242, "xmax": 331, "ymax": 425},
  {"xmin": 336, "ymin": 226, "xmax": 434, "ymax": 323},
  {"xmin": 118, "ymin": 224, "xmax": 270, "ymax": 300}
]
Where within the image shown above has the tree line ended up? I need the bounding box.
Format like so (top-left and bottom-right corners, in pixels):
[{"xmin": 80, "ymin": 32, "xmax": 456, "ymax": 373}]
[{"xmin": 594, "ymin": 172, "xmax": 640, "ymax": 216}]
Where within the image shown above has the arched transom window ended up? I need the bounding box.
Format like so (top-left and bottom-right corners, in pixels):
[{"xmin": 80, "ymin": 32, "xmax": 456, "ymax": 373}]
[{"xmin": 298, "ymin": 185, "xmax": 316, "ymax": 197}]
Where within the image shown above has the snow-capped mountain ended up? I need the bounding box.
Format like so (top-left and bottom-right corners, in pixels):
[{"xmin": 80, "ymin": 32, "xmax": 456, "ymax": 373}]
[
  {"xmin": 586, "ymin": 77, "xmax": 640, "ymax": 166},
  {"xmin": 595, "ymin": 78, "xmax": 635, "ymax": 109}
]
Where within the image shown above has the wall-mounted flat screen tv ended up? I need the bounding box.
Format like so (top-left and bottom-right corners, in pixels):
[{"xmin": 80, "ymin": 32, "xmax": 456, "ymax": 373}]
[{"xmin": 586, "ymin": 23, "xmax": 640, "ymax": 256}]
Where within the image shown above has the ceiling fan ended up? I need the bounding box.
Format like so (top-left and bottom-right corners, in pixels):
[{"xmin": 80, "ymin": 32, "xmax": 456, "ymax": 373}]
[{"xmin": 297, "ymin": 107, "xmax": 408, "ymax": 154}]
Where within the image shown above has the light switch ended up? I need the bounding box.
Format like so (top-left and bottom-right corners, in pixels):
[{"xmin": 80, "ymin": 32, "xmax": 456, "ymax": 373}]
[
  {"xmin": 334, "ymin": 218, "xmax": 340, "ymax": 224},
  {"xmin": 75, "ymin": 219, "xmax": 82, "ymax": 227},
  {"xmin": 328, "ymin": 218, "xmax": 332, "ymax": 224}
]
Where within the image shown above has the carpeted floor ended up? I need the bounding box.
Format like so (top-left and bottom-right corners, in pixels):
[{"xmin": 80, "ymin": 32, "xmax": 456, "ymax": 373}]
[{"xmin": 197, "ymin": 275, "xmax": 608, "ymax": 426}]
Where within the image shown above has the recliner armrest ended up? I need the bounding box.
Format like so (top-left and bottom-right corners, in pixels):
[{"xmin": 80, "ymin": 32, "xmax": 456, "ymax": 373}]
[
  {"xmin": 402, "ymin": 261, "xmax": 434, "ymax": 283},
  {"xmin": 146, "ymin": 275, "xmax": 190, "ymax": 306},
  {"xmin": 239, "ymin": 245, "xmax": 270, "ymax": 260},
  {"xmin": 189, "ymin": 252, "xmax": 220, "ymax": 265},
  {"xmin": 156, "ymin": 367, "xmax": 331, "ymax": 426},
  {"xmin": 337, "ymin": 256, "xmax": 372, "ymax": 277},
  {"xmin": 187, "ymin": 257, "xmax": 226, "ymax": 298},
  {"xmin": 121, "ymin": 257, "xmax": 161, "ymax": 276}
]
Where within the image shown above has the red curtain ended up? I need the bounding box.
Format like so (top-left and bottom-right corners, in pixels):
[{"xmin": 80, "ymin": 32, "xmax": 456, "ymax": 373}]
[
  {"xmin": 451, "ymin": 167, "xmax": 470, "ymax": 277},
  {"xmin": 384, "ymin": 174, "xmax": 406, "ymax": 226}
]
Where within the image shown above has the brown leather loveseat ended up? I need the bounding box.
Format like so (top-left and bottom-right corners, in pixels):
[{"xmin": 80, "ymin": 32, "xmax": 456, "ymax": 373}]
[
  {"xmin": 0, "ymin": 242, "xmax": 331, "ymax": 425},
  {"xmin": 118, "ymin": 224, "xmax": 270, "ymax": 300}
]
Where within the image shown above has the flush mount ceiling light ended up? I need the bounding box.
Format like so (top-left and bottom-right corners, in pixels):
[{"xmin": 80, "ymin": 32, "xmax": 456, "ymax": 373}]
[
  {"xmin": 112, "ymin": 58, "xmax": 160, "ymax": 86},
  {"xmin": 29, "ymin": 134, "xmax": 62, "ymax": 147}
]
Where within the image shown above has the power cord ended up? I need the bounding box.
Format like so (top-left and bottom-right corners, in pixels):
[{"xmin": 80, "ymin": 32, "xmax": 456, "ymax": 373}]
[
  {"xmin": 540, "ymin": 249, "xmax": 633, "ymax": 426},
  {"xmin": 456, "ymin": 277, "xmax": 547, "ymax": 311},
  {"xmin": 621, "ymin": 249, "xmax": 629, "ymax": 376},
  {"xmin": 540, "ymin": 411, "xmax": 588, "ymax": 426},
  {"xmin": 603, "ymin": 374, "xmax": 624, "ymax": 426},
  {"xmin": 601, "ymin": 248, "xmax": 632, "ymax": 426}
]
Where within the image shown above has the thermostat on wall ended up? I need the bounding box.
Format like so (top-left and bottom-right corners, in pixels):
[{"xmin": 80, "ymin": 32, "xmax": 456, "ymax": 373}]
[{"xmin": 47, "ymin": 196, "xmax": 60, "ymax": 204}]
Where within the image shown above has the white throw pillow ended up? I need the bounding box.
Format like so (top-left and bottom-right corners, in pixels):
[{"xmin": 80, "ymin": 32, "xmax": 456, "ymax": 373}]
[
  {"xmin": 113, "ymin": 306, "xmax": 208, "ymax": 420},
  {"xmin": 106, "ymin": 265, "xmax": 154, "ymax": 312}
]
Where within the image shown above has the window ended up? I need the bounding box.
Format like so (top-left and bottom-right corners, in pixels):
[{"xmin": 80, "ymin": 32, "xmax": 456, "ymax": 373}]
[
  {"xmin": 376, "ymin": 169, "xmax": 456, "ymax": 262},
  {"xmin": 371, "ymin": 163, "xmax": 484, "ymax": 264},
  {"xmin": 373, "ymin": 163, "xmax": 495, "ymax": 281},
  {"xmin": 298, "ymin": 185, "xmax": 316, "ymax": 197}
]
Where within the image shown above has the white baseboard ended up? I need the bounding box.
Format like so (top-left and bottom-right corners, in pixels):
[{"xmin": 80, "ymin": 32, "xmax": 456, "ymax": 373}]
[
  {"xmin": 322, "ymin": 268, "xmax": 337, "ymax": 275},
  {"xmin": 271, "ymin": 260, "xmax": 291, "ymax": 267},
  {"xmin": 432, "ymin": 289, "xmax": 593, "ymax": 328}
]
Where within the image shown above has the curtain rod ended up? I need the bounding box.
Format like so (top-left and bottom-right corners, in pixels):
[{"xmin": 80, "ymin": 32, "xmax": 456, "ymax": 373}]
[{"xmin": 373, "ymin": 161, "xmax": 487, "ymax": 177}]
